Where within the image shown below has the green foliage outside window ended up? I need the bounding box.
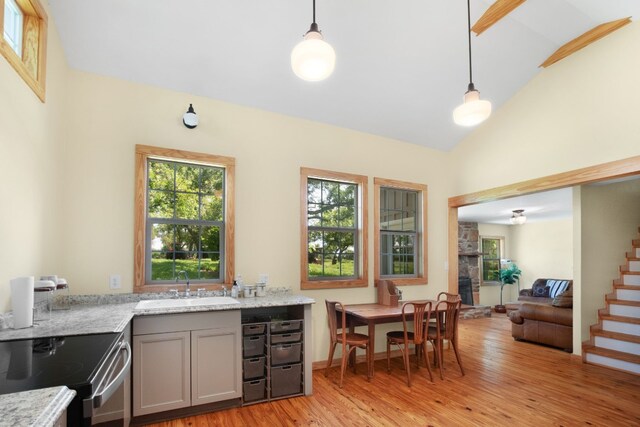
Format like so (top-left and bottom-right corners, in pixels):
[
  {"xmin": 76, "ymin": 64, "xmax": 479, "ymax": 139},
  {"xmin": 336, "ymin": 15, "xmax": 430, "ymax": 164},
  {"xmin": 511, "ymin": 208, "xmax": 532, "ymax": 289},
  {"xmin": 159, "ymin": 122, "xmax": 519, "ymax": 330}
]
[
  {"xmin": 307, "ymin": 178, "xmax": 357, "ymax": 278},
  {"xmin": 147, "ymin": 159, "xmax": 225, "ymax": 281}
]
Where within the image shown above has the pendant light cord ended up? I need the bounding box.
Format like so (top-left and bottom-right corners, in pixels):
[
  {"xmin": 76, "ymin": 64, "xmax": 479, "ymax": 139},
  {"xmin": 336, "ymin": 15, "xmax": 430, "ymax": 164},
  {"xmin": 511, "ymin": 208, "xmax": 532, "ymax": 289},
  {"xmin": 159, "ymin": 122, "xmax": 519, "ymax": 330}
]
[
  {"xmin": 313, "ymin": 0, "xmax": 316, "ymax": 24},
  {"xmin": 466, "ymin": 0, "xmax": 473, "ymax": 87}
]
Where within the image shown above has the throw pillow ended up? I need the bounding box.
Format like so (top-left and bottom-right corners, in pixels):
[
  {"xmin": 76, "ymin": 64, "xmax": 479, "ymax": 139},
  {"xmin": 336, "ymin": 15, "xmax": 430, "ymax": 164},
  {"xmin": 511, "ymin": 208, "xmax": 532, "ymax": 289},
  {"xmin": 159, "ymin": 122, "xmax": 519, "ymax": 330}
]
[
  {"xmin": 532, "ymin": 281, "xmax": 550, "ymax": 297},
  {"xmin": 552, "ymin": 288, "xmax": 573, "ymax": 308},
  {"xmin": 549, "ymin": 280, "xmax": 570, "ymax": 298}
]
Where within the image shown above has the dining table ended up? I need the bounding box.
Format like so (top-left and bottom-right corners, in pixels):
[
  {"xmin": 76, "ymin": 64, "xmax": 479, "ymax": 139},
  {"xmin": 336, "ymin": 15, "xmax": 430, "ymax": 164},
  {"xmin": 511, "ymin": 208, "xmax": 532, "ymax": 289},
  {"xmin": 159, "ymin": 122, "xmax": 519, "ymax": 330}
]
[{"xmin": 336, "ymin": 300, "xmax": 471, "ymax": 377}]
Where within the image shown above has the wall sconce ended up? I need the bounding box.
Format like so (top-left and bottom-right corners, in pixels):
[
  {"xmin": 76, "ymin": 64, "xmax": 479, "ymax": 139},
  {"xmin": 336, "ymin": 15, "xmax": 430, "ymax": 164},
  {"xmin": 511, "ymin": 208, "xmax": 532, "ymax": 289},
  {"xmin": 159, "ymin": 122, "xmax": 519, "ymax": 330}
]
[{"xmin": 183, "ymin": 104, "xmax": 198, "ymax": 129}]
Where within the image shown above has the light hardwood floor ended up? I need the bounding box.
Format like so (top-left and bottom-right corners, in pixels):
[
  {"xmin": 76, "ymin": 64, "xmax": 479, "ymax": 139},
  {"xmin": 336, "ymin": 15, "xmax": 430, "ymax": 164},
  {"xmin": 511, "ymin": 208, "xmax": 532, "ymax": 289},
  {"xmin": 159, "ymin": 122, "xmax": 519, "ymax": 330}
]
[{"xmin": 146, "ymin": 316, "xmax": 640, "ymax": 426}]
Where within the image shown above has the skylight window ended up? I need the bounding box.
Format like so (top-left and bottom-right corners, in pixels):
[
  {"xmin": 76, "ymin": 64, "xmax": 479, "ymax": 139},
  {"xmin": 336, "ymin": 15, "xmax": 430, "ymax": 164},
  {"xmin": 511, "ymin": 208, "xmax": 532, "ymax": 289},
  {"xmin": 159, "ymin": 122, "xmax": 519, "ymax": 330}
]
[{"xmin": 3, "ymin": 0, "xmax": 23, "ymax": 58}]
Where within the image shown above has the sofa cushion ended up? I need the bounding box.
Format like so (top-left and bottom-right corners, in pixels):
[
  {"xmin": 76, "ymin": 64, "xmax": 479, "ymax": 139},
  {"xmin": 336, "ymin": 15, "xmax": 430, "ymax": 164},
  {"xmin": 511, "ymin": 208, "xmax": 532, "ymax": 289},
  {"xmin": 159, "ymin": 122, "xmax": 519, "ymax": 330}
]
[
  {"xmin": 548, "ymin": 280, "xmax": 570, "ymax": 298},
  {"xmin": 552, "ymin": 288, "xmax": 573, "ymax": 308},
  {"xmin": 518, "ymin": 296, "xmax": 553, "ymax": 304},
  {"xmin": 517, "ymin": 302, "xmax": 572, "ymax": 327}
]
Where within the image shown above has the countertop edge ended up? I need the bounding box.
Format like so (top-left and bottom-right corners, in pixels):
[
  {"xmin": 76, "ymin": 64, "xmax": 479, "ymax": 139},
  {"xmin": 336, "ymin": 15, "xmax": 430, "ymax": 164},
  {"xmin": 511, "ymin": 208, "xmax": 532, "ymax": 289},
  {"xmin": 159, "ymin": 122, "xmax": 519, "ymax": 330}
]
[{"xmin": 33, "ymin": 387, "xmax": 77, "ymax": 427}]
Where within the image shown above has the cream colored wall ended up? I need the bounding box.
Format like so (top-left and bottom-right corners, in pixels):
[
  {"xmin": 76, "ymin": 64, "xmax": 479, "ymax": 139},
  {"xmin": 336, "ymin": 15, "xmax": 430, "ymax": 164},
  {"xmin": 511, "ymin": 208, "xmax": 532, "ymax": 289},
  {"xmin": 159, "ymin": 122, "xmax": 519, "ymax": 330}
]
[
  {"xmin": 510, "ymin": 218, "xmax": 573, "ymax": 287},
  {"xmin": 450, "ymin": 22, "xmax": 640, "ymax": 195},
  {"xmin": 477, "ymin": 223, "xmax": 516, "ymax": 305},
  {"xmin": 0, "ymin": 4, "xmax": 68, "ymax": 312},
  {"xmin": 580, "ymin": 180, "xmax": 640, "ymax": 346},
  {"xmin": 60, "ymin": 70, "xmax": 454, "ymax": 360}
]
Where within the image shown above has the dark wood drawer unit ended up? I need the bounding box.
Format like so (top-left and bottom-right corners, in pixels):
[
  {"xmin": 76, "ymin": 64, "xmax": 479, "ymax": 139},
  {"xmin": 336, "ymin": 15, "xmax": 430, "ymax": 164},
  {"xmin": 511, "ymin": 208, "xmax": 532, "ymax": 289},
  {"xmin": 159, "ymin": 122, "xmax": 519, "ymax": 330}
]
[
  {"xmin": 241, "ymin": 308, "xmax": 305, "ymax": 404},
  {"xmin": 241, "ymin": 322, "xmax": 268, "ymax": 405}
]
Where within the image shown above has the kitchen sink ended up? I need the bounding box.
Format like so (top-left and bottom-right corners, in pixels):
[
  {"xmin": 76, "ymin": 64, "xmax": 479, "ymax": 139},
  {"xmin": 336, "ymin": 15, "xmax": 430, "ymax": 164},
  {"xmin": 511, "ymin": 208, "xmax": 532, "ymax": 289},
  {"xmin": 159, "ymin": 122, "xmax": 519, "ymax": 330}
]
[{"xmin": 135, "ymin": 296, "xmax": 240, "ymax": 311}]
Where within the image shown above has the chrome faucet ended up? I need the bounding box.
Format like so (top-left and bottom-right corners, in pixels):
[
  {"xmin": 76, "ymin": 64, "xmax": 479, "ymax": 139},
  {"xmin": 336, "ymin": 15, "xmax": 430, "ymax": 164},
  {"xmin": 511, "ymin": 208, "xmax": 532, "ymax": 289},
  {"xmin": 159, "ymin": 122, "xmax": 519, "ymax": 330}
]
[{"xmin": 176, "ymin": 270, "xmax": 190, "ymax": 298}]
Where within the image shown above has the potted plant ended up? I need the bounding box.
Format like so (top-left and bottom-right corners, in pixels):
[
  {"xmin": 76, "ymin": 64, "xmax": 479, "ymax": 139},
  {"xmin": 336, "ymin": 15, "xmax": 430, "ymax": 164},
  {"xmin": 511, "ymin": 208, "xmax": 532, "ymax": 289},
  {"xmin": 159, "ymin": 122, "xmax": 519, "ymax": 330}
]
[{"xmin": 495, "ymin": 263, "xmax": 521, "ymax": 313}]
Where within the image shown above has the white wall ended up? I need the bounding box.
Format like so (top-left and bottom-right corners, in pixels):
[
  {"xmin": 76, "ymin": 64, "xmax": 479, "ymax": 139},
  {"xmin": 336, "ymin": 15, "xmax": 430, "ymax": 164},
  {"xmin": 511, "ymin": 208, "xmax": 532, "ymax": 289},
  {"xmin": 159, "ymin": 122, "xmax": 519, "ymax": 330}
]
[
  {"xmin": 0, "ymin": 3, "xmax": 68, "ymax": 312},
  {"xmin": 580, "ymin": 180, "xmax": 640, "ymax": 344},
  {"xmin": 510, "ymin": 218, "xmax": 574, "ymax": 287}
]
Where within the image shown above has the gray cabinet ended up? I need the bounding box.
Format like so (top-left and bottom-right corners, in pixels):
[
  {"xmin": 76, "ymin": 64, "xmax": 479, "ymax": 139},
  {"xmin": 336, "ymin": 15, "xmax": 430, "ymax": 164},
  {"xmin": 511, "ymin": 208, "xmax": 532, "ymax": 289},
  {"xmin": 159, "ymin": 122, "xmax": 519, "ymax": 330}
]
[
  {"xmin": 191, "ymin": 326, "xmax": 241, "ymax": 406},
  {"xmin": 132, "ymin": 311, "xmax": 241, "ymax": 417}
]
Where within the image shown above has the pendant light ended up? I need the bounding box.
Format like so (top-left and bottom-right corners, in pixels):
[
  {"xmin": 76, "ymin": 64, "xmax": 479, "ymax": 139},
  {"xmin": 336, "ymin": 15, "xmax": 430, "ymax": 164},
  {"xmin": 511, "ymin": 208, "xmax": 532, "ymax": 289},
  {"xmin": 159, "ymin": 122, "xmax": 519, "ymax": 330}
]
[
  {"xmin": 291, "ymin": 0, "xmax": 336, "ymax": 82},
  {"xmin": 453, "ymin": 0, "xmax": 492, "ymax": 126},
  {"xmin": 510, "ymin": 209, "xmax": 526, "ymax": 225}
]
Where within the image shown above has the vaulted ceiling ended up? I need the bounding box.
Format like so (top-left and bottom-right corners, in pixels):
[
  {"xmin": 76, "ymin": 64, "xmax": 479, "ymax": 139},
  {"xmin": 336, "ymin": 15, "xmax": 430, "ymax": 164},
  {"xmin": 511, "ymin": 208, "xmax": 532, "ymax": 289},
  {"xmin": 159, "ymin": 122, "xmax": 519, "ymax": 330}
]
[{"xmin": 49, "ymin": 0, "xmax": 638, "ymax": 151}]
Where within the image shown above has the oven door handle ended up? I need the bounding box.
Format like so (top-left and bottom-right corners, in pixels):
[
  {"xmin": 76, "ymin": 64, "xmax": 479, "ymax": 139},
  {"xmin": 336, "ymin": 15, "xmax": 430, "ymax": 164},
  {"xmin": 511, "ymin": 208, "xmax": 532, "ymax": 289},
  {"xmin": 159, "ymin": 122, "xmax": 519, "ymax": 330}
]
[{"xmin": 85, "ymin": 341, "xmax": 131, "ymax": 411}]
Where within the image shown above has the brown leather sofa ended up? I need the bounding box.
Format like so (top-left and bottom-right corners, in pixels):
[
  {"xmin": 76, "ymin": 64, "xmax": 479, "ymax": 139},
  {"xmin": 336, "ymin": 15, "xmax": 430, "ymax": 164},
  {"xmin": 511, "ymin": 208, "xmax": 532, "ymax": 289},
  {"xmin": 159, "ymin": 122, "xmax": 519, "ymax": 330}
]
[{"xmin": 507, "ymin": 279, "xmax": 573, "ymax": 352}]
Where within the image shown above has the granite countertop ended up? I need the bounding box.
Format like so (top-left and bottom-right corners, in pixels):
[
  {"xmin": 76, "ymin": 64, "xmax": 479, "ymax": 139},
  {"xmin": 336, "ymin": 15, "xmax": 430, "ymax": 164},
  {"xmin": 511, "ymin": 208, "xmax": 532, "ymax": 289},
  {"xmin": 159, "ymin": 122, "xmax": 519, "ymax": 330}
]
[
  {"xmin": 0, "ymin": 386, "xmax": 76, "ymax": 427},
  {"xmin": 0, "ymin": 292, "xmax": 315, "ymax": 342}
]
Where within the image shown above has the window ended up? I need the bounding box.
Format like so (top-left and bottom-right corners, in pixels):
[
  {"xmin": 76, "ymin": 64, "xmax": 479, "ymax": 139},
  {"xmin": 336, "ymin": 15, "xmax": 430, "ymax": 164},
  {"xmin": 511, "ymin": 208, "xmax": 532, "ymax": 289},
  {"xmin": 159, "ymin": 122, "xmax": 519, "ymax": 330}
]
[
  {"xmin": 0, "ymin": 0, "xmax": 47, "ymax": 101},
  {"xmin": 3, "ymin": 0, "xmax": 23, "ymax": 57},
  {"xmin": 374, "ymin": 178, "xmax": 427, "ymax": 285},
  {"xmin": 134, "ymin": 145, "xmax": 235, "ymax": 292},
  {"xmin": 480, "ymin": 236, "xmax": 504, "ymax": 284},
  {"xmin": 300, "ymin": 168, "xmax": 368, "ymax": 289}
]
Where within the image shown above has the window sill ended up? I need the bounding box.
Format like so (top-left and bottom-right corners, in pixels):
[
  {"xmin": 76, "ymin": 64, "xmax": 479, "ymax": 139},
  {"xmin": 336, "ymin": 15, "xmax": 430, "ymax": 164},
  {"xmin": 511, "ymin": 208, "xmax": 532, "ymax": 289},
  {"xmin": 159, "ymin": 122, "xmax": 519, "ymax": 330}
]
[
  {"xmin": 301, "ymin": 278, "xmax": 368, "ymax": 290},
  {"xmin": 134, "ymin": 283, "xmax": 228, "ymax": 294},
  {"xmin": 376, "ymin": 277, "xmax": 427, "ymax": 286}
]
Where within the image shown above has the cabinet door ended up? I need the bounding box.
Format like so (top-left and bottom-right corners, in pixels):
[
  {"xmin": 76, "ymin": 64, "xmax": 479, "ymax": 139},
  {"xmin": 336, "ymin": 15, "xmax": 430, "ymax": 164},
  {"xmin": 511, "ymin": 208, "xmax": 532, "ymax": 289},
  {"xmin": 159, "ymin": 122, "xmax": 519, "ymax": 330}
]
[
  {"xmin": 191, "ymin": 327, "xmax": 242, "ymax": 406},
  {"xmin": 133, "ymin": 331, "xmax": 190, "ymax": 416}
]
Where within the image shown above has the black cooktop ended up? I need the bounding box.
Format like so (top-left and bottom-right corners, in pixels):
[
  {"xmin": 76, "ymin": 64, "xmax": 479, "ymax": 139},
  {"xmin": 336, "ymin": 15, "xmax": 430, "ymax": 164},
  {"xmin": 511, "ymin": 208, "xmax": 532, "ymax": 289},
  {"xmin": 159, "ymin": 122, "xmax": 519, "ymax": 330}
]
[{"xmin": 0, "ymin": 333, "xmax": 121, "ymax": 397}]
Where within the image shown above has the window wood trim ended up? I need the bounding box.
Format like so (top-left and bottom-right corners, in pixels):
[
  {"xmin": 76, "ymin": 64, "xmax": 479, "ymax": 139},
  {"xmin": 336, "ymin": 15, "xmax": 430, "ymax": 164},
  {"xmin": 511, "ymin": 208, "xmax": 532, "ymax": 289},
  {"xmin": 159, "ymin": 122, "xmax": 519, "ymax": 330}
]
[
  {"xmin": 374, "ymin": 177, "xmax": 428, "ymax": 286},
  {"xmin": 134, "ymin": 144, "xmax": 235, "ymax": 293},
  {"xmin": 0, "ymin": 0, "xmax": 47, "ymax": 102},
  {"xmin": 300, "ymin": 167, "xmax": 368, "ymax": 290}
]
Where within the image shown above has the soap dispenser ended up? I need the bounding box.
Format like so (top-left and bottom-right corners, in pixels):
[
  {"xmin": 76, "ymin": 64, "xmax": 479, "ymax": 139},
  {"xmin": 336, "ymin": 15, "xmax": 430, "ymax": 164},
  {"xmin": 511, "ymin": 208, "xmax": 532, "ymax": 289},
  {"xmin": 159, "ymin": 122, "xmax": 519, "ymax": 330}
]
[{"xmin": 231, "ymin": 280, "xmax": 239, "ymax": 298}]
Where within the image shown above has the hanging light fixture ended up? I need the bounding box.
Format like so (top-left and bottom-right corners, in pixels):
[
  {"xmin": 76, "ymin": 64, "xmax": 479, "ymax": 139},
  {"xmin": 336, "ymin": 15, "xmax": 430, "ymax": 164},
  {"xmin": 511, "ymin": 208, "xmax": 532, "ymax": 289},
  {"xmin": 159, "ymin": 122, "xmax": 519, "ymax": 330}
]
[
  {"xmin": 453, "ymin": 0, "xmax": 492, "ymax": 126},
  {"xmin": 291, "ymin": 0, "xmax": 336, "ymax": 82},
  {"xmin": 510, "ymin": 209, "xmax": 527, "ymax": 225}
]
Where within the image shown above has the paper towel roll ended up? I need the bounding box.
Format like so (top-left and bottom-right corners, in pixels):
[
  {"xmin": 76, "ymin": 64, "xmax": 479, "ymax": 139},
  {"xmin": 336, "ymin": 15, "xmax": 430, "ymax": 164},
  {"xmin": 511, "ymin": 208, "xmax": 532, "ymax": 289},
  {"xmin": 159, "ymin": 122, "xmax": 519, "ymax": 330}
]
[{"xmin": 10, "ymin": 276, "xmax": 34, "ymax": 329}]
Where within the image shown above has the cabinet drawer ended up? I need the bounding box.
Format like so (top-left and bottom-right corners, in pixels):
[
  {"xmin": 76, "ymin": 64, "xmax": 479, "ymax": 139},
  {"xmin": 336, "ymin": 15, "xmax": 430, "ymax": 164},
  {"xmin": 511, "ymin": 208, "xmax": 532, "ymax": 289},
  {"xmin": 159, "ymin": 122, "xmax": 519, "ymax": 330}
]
[
  {"xmin": 243, "ymin": 356, "xmax": 266, "ymax": 380},
  {"xmin": 270, "ymin": 342, "xmax": 301, "ymax": 366},
  {"xmin": 243, "ymin": 335, "xmax": 265, "ymax": 358},
  {"xmin": 271, "ymin": 364, "xmax": 302, "ymax": 398},
  {"xmin": 243, "ymin": 378, "xmax": 267, "ymax": 403},
  {"xmin": 270, "ymin": 320, "xmax": 302, "ymax": 334},
  {"xmin": 270, "ymin": 332, "xmax": 301, "ymax": 344},
  {"xmin": 243, "ymin": 323, "xmax": 266, "ymax": 336}
]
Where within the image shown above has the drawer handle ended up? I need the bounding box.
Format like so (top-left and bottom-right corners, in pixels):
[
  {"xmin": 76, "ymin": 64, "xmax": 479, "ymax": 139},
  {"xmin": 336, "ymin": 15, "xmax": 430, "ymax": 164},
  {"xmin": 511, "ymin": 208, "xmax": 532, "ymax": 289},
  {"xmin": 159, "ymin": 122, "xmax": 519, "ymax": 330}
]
[
  {"xmin": 249, "ymin": 336, "xmax": 261, "ymax": 341},
  {"xmin": 282, "ymin": 334, "xmax": 291, "ymax": 338},
  {"xmin": 249, "ymin": 380, "xmax": 261, "ymax": 385},
  {"xmin": 280, "ymin": 322, "xmax": 290, "ymax": 326},
  {"xmin": 249, "ymin": 358, "xmax": 260, "ymax": 363},
  {"xmin": 281, "ymin": 366, "xmax": 292, "ymax": 371}
]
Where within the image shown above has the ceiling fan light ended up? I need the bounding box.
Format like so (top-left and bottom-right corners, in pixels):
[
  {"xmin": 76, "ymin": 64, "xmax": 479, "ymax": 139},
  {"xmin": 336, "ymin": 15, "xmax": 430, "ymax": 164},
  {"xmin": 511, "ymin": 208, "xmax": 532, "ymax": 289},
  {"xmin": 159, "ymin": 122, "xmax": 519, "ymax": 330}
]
[
  {"xmin": 291, "ymin": 30, "xmax": 336, "ymax": 82},
  {"xmin": 453, "ymin": 89, "xmax": 492, "ymax": 127}
]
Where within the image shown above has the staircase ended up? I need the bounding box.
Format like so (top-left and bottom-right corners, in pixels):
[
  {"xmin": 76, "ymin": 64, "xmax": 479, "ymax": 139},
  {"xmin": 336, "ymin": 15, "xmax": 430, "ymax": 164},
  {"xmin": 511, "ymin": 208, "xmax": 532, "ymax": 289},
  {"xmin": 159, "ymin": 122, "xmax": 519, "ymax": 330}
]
[{"xmin": 582, "ymin": 233, "xmax": 640, "ymax": 375}]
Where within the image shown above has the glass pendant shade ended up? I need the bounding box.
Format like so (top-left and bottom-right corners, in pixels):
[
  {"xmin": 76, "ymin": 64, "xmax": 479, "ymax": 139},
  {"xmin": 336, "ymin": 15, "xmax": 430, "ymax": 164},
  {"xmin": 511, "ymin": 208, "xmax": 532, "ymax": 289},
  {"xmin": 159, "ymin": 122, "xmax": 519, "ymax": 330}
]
[
  {"xmin": 453, "ymin": 89, "xmax": 492, "ymax": 127},
  {"xmin": 509, "ymin": 210, "xmax": 526, "ymax": 225},
  {"xmin": 291, "ymin": 30, "xmax": 336, "ymax": 82}
]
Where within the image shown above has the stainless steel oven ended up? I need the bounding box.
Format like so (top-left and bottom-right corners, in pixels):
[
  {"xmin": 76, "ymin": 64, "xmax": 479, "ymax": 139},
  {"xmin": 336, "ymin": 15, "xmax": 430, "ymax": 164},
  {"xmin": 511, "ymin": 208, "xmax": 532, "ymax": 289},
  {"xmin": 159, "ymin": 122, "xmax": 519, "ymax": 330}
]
[{"xmin": 0, "ymin": 331, "xmax": 131, "ymax": 426}]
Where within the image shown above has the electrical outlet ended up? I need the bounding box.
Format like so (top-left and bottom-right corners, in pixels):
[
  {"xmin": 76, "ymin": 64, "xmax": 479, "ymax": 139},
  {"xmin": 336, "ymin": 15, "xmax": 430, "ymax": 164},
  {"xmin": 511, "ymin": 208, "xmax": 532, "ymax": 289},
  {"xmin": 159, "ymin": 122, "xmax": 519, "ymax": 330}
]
[
  {"xmin": 258, "ymin": 273, "xmax": 269, "ymax": 284},
  {"xmin": 109, "ymin": 274, "xmax": 121, "ymax": 289}
]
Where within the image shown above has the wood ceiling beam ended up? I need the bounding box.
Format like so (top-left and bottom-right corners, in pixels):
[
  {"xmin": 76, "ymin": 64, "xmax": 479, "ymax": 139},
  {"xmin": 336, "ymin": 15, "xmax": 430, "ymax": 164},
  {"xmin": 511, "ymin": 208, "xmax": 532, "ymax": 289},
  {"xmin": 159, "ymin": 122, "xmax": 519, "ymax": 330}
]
[
  {"xmin": 540, "ymin": 17, "xmax": 632, "ymax": 68},
  {"xmin": 471, "ymin": 0, "xmax": 526, "ymax": 36}
]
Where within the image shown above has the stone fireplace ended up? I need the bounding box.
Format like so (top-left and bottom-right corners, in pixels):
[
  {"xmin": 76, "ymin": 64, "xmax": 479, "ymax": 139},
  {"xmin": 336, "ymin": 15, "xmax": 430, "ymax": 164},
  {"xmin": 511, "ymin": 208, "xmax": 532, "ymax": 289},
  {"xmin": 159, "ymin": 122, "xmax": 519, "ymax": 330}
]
[{"xmin": 458, "ymin": 221, "xmax": 480, "ymax": 305}]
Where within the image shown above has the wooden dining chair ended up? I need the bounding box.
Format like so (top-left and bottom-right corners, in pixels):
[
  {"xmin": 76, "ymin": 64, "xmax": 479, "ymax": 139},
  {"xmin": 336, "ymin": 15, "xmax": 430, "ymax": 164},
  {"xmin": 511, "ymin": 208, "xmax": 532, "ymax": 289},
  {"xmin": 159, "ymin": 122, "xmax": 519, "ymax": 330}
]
[
  {"xmin": 325, "ymin": 300, "xmax": 373, "ymax": 388},
  {"xmin": 427, "ymin": 299, "xmax": 465, "ymax": 380},
  {"xmin": 386, "ymin": 301, "xmax": 434, "ymax": 386},
  {"xmin": 437, "ymin": 292, "xmax": 461, "ymax": 302}
]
